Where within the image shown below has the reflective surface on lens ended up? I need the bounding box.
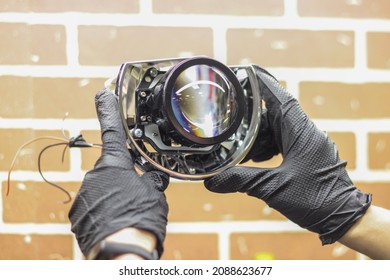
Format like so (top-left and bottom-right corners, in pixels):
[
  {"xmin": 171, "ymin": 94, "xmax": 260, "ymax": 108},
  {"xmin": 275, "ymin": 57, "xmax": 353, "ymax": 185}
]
[{"xmin": 171, "ymin": 65, "xmax": 239, "ymax": 138}]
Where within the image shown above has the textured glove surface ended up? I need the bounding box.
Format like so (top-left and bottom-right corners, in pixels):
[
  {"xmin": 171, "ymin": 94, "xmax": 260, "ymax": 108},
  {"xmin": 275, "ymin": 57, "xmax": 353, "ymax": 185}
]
[
  {"xmin": 205, "ymin": 67, "xmax": 371, "ymax": 244},
  {"xmin": 69, "ymin": 89, "xmax": 169, "ymax": 258},
  {"xmin": 241, "ymin": 108, "xmax": 279, "ymax": 163}
]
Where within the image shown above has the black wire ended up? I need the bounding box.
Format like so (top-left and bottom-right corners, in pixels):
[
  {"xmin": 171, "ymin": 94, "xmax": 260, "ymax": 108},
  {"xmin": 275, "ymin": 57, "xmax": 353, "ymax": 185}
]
[
  {"xmin": 36, "ymin": 135, "xmax": 102, "ymax": 204},
  {"xmin": 38, "ymin": 142, "xmax": 72, "ymax": 204}
]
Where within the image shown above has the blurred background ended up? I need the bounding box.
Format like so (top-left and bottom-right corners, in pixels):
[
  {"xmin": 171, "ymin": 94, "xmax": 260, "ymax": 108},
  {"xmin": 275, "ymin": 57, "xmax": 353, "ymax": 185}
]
[{"xmin": 1, "ymin": 0, "xmax": 390, "ymax": 260}]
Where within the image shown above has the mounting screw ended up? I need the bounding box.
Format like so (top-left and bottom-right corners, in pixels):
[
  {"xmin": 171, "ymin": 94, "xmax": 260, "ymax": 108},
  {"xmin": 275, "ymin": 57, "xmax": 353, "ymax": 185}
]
[
  {"xmin": 140, "ymin": 115, "xmax": 147, "ymax": 122},
  {"xmin": 149, "ymin": 68, "xmax": 158, "ymax": 78},
  {"xmin": 133, "ymin": 128, "xmax": 143, "ymax": 138},
  {"xmin": 228, "ymin": 134, "xmax": 236, "ymax": 141},
  {"xmin": 139, "ymin": 91, "xmax": 147, "ymax": 98},
  {"xmin": 188, "ymin": 168, "xmax": 196, "ymax": 174}
]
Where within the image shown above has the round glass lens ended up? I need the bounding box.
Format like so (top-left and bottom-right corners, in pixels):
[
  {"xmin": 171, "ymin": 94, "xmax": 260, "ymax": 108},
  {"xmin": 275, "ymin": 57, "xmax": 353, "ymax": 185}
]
[{"xmin": 170, "ymin": 64, "xmax": 239, "ymax": 138}]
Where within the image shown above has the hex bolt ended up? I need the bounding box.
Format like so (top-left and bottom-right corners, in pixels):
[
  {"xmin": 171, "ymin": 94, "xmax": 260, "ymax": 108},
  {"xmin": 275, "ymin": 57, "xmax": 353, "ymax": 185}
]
[
  {"xmin": 139, "ymin": 91, "xmax": 147, "ymax": 98},
  {"xmin": 140, "ymin": 115, "xmax": 147, "ymax": 122}
]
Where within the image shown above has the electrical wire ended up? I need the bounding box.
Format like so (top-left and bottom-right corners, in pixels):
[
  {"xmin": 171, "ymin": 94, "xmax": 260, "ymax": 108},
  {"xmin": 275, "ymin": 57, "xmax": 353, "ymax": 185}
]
[
  {"xmin": 6, "ymin": 136, "xmax": 69, "ymax": 197},
  {"xmin": 6, "ymin": 135, "xmax": 102, "ymax": 204},
  {"xmin": 37, "ymin": 142, "xmax": 71, "ymax": 204}
]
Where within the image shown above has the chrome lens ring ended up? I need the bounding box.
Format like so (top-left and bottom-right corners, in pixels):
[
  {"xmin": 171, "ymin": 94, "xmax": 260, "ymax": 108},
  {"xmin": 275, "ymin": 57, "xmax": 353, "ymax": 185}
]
[{"xmin": 163, "ymin": 57, "xmax": 245, "ymax": 146}]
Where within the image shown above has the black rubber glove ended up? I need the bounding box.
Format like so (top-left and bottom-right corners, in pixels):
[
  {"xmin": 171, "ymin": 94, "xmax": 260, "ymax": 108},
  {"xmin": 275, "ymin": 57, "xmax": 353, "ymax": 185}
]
[
  {"xmin": 241, "ymin": 108, "xmax": 279, "ymax": 163},
  {"xmin": 205, "ymin": 66, "xmax": 372, "ymax": 245},
  {"xmin": 69, "ymin": 89, "xmax": 169, "ymax": 258}
]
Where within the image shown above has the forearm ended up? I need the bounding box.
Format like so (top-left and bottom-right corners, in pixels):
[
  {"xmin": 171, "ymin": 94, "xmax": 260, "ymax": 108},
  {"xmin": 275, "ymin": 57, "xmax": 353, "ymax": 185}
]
[{"xmin": 339, "ymin": 205, "xmax": 390, "ymax": 259}]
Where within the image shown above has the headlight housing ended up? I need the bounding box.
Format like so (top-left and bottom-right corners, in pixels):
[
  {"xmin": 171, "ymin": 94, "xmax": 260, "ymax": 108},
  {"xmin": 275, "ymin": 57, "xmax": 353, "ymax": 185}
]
[{"xmin": 115, "ymin": 56, "xmax": 261, "ymax": 180}]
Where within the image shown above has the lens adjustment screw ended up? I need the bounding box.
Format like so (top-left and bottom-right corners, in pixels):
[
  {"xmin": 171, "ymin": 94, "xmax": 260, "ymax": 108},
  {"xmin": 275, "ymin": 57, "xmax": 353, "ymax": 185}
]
[{"xmin": 133, "ymin": 128, "xmax": 143, "ymax": 138}]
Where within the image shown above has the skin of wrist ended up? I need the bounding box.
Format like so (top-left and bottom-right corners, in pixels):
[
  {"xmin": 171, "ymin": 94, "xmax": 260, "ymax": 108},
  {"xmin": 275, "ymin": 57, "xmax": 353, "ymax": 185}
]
[
  {"xmin": 104, "ymin": 227, "xmax": 157, "ymax": 260},
  {"xmin": 339, "ymin": 205, "xmax": 390, "ymax": 259}
]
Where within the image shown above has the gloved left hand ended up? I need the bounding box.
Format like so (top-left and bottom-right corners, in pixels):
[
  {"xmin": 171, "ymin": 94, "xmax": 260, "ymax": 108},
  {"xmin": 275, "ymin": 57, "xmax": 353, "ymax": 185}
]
[
  {"xmin": 69, "ymin": 89, "xmax": 169, "ymax": 258},
  {"xmin": 204, "ymin": 68, "xmax": 371, "ymax": 245}
]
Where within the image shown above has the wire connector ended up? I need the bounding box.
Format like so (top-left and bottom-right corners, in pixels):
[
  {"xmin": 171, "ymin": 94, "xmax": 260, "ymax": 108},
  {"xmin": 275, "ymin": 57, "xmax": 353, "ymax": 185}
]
[{"xmin": 68, "ymin": 134, "xmax": 93, "ymax": 148}]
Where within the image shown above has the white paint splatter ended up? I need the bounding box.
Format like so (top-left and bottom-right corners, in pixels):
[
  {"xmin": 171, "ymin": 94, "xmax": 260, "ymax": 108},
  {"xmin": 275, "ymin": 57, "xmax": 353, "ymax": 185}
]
[
  {"xmin": 270, "ymin": 40, "xmax": 289, "ymax": 50},
  {"xmin": 202, "ymin": 203, "xmax": 213, "ymax": 212},
  {"xmin": 17, "ymin": 182, "xmax": 27, "ymax": 191},
  {"xmin": 337, "ymin": 34, "xmax": 352, "ymax": 46},
  {"xmin": 313, "ymin": 95, "xmax": 325, "ymax": 106},
  {"xmin": 30, "ymin": 54, "xmax": 40, "ymax": 63},
  {"xmin": 78, "ymin": 78, "xmax": 90, "ymax": 87},
  {"xmin": 24, "ymin": 235, "xmax": 32, "ymax": 244}
]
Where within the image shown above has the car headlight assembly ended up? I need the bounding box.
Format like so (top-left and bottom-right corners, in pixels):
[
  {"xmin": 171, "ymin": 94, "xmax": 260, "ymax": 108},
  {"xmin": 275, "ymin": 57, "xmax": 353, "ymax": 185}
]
[{"xmin": 115, "ymin": 56, "xmax": 262, "ymax": 180}]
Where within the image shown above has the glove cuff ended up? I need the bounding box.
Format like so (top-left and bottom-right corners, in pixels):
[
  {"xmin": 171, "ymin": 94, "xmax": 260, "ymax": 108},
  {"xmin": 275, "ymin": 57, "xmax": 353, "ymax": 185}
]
[{"xmin": 308, "ymin": 190, "xmax": 372, "ymax": 245}]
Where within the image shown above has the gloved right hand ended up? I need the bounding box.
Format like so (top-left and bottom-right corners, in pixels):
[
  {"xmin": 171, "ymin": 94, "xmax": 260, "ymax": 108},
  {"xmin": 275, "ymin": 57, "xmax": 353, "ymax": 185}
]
[{"xmin": 205, "ymin": 66, "xmax": 371, "ymax": 245}]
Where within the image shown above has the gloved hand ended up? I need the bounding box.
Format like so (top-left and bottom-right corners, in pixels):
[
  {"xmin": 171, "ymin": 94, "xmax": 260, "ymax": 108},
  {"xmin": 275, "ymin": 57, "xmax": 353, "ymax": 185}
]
[
  {"xmin": 240, "ymin": 108, "xmax": 279, "ymax": 163},
  {"xmin": 205, "ymin": 66, "xmax": 372, "ymax": 245},
  {"xmin": 69, "ymin": 89, "xmax": 169, "ymax": 258}
]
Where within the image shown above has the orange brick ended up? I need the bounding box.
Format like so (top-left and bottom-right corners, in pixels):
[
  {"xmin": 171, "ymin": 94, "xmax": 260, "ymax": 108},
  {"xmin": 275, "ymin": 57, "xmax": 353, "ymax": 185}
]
[
  {"xmin": 166, "ymin": 181, "xmax": 285, "ymax": 222},
  {"xmin": 0, "ymin": 23, "xmax": 66, "ymax": 65},
  {"xmin": 0, "ymin": 0, "xmax": 30, "ymax": 11},
  {"xmin": 0, "ymin": 129, "xmax": 70, "ymax": 172},
  {"xmin": 161, "ymin": 233, "xmax": 218, "ymax": 260},
  {"xmin": 355, "ymin": 182, "xmax": 390, "ymax": 209},
  {"xmin": 152, "ymin": 0, "xmax": 283, "ymax": 16},
  {"xmin": 80, "ymin": 130, "xmax": 102, "ymax": 171},
  {"xmin": 230, "ymin": 232, "xmax": 357, "ymax": 260},
  {"xmin": 78, "ymin": 26, "xmax": 213, "ymax": 65},
  {"xmin": 0, "ymin": 76, "xmax": 104, "ymax": 118},
  {"xmin": 298, "ymin": 0, "xmax": 390, "ymax": 19},
  {"xmin": 0, "ymin": 76, "xmax": 34, "ymax": 118},
  {"xmin": 367, "ymin": 133, "xmax": 390, "ymax": 170},
  {"xmin": 0, "ymin": 0, "xmax": 139, "ymax": 13},
  {"xmin": 299, "ymin": 82, "xmax": 390, "ymax": 119},
  {"xmin": 0, "ymin": 234, "xmax": 73, "ymax": 260},
  {"xmin": 367, "ymin": 32, "xmax": 390, "ymax": 69},
  {"xmin": 227, "ymin": 29, "xmax": 354, "ymax": 67},
  {"xmin": 327, "ymin": 132, "xmax": 356, "ymax": 170},
  {"xmin": 2, "ymin": 181, "xmax": 80, "ymax": 223}
]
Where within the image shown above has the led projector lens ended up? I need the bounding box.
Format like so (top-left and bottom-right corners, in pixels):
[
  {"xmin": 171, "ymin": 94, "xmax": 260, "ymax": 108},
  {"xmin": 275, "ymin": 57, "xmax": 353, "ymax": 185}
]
[
  {"xmin": 114, "ymin": 56, "xmax": 262, "ymax": 180},
  {"xmin": 164, "ymin": 57, "xmax": 245, "ymax": 146}
]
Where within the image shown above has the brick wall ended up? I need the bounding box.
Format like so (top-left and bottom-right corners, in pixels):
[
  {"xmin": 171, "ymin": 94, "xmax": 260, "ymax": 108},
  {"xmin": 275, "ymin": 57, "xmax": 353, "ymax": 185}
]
[{"xmin": 1, "ymin": 0, "xmax": 389, "ymax": 260}]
